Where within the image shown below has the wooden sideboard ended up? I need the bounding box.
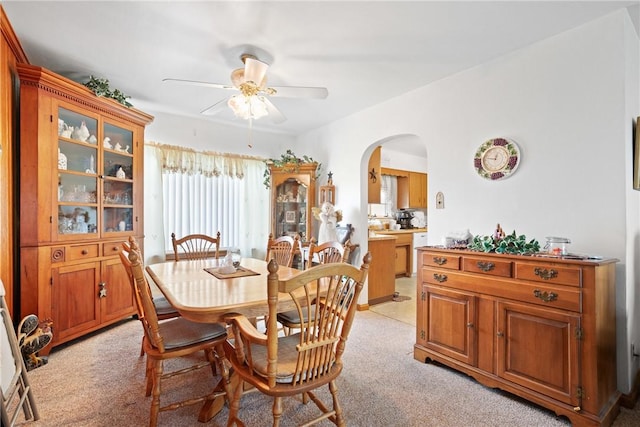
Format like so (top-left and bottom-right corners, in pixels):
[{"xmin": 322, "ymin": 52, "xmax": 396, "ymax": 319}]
[{"xmin": 415, "ymin": 247, "xmax": 620, "ymax": 426}]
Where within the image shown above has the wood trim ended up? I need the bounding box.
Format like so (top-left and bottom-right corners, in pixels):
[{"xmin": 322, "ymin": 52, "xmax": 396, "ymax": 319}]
[
  {"xmin": 16, "ymin": 64, "xmax": 154, "ymax": 126},
  {"xmin": 1, "ymin": 6, "xmax": 29, "ymax": 64},
  {"xmin": 620, "ymin": 368, "xmax": 640, "ymax": 408},
  {"xmin": 381, "ymin": 167, "xmax": 409, "ymax": 177}
]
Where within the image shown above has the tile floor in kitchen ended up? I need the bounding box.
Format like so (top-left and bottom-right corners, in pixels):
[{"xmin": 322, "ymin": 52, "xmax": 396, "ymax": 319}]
[{"xmin": 369, "ymin": 276, "xmax": 416, "ymax": 326}]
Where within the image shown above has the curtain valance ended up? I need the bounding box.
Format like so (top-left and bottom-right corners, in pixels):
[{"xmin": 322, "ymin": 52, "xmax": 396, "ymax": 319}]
[{"xmin": 147, "ymin": 142, "xmax": 264, "ymax": 179}]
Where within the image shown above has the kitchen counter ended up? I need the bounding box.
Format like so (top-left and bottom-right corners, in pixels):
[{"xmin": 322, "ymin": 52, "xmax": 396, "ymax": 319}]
[
  {"xmin": 368, "ymin": 234, "xmax": 397, "ymax": 241},
  {"xmin": 374, "ymin": 228, "xmax": 427, "ymax": 235}
]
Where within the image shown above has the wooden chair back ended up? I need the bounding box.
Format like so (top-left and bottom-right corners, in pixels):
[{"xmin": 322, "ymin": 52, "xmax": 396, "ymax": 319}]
[
  {"xmin": 225, "ymin": 253, "xmax": 371, "ymax": 425},
  {"xmin": 171, "ymin": 232, "xmax": 221, "ymax": 261},
  {"xmin": 306, "ymin": 239, "xmax": 348, "ymax": 269},
  {"xmin": 127, "ymin": 238, "xmax": 165, "ymax": 352},
  {"xmin": 265, "ymin": 233, "xmax": 299, "ymax": 267},
  {"xmin": 119, "ymin": 239, "xmax": 145, "ymax": 319}
]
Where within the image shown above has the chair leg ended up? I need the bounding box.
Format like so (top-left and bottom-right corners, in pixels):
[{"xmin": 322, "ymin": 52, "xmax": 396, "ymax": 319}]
[
  {"xmin": 272, "ymin": 396, "xmax": 283, "ymax": 427},
  {"xmin": 329, "ymin": 380, "xmax": 345, "ymax": 427},
  {"xmin": 145, "ymin": 356, "xmax": 153, "ymax": 396},
  {"xmin": 149, "ymin": 359, "xmax": 163, "ymax": 427},
  {"xmin": 140, "ymin": 336, "xmax": 145, "ymax": 357},
  {"xmin": 226, "ymin": 378, "xmax": 245, "ymax": 427}
]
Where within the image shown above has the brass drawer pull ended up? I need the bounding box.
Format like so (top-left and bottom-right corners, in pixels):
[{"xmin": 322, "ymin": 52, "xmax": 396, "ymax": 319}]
[
  {"xmin": 433, "ymin": 256, "xmax": 447, "ymax": 265},
  {"xmin": 476, "ymin": 261, "xmax": 494, "ymax": 272},
  {"xmin": 533, "ymin": 289, "xmax": 558, "ymax": 302},
  {"xmin": 433, "ymin": 273, "xmax": 447, "ymax": 283},
  {"xmin": 534, "ymin": 267, "xmax": 558, "ymax": 280}
]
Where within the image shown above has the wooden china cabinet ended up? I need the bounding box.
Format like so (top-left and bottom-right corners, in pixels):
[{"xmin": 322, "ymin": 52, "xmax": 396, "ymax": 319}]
[
  {"xmin": 415, "ymin": 247, "xmax": 620, "ymax": 426},
  {"xmin": 17, "ymin": 64, "xmax": 153, "ymax": 350},
  {"xmin": 268, "ymin": 162, "xmax": 318, "ymax": 243}
]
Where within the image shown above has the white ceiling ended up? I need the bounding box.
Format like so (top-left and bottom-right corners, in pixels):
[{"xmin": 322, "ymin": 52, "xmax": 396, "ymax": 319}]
[{"xmin": 3, "ymin": 1, "xmax": 638, "ymax": 138}]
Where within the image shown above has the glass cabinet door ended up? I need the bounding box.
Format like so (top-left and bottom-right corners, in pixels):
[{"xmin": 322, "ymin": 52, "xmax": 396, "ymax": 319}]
[
  {"xmin": 56, "ymin": 105, "xmax": 136, "ymax": 238},
  {"xmin": 275, "ymin": 178, "xmax": 308, "ymax": 241},
  {"xmin": 57, "ymin": 107, "xmax": 99, "ymax": 236},
  {"xmin": 102, "ymin": 122, "xmax": 134, "ymax": 233}
]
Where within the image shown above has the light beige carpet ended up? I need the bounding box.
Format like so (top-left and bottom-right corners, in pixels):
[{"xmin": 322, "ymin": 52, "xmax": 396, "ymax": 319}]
[{"xmin": 12, "ymin": 310, "xmax": 640, "ymax": 427}]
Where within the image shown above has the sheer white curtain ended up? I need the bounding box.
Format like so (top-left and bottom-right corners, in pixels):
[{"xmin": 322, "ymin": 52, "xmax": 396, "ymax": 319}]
[
  {"xmin": 381, "ymin": 174, "xmax": 397, "ymax": 216},
  {"xmin": 146, "ymin": 143, "xmax": 270, "ymax": 260}
]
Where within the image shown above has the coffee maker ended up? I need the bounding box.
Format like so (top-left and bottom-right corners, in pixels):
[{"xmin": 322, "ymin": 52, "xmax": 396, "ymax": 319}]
[{"xmin": 394, "ymin": 209, "xmax": 415, "ymax": 229}]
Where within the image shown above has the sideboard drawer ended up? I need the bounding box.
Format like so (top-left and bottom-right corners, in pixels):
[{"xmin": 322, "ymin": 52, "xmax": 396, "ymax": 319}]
[
  {"xmin": 462, "ymin": 256, "xmax": 512, "ymax": 278},
  {"xmin": 67, "ymin": 244, "xmax": 99, "ymax": 261},
  {"xmin": 422, "ymin": 252, "xmax": 460, "ymax": 270},
  {"xmin": 515, "ymin": 262, "xmax": 582, "ymax": 287},
  {"xmin": 102, "ymin": 242, "xmax": 122, "ymax": 256}
]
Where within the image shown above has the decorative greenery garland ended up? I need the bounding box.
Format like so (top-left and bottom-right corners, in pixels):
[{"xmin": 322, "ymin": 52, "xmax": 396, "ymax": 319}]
[
  {"xmin": 84, "ymin": 76, "xmax": 133, "ymax": 107},
  {"xmin": 263, "ymin": 149, "xmax": 322, "ymax": 188},
  {"xmin": 468, "ymin": 230, "xmax": 540, "ymax": 255}
]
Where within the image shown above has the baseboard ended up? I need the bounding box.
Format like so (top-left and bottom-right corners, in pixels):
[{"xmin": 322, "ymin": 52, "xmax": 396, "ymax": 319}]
[
  {"xmin": 357, "ymin": 303, "xmax": 369, "ymax": 311},
  {"xmin": 620, "ymin": 368, "xmax": 640, "ymax": 409}
]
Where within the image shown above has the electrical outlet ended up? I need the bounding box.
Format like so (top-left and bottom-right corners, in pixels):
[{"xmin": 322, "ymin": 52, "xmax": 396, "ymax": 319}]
[{"xmin": 436, "ymin": 192, "xmax": 445, "ymax": 209}]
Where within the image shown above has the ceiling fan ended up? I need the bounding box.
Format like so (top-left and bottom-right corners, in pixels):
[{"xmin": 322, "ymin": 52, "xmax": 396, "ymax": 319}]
[{"xmin": 163, "ymin": 54, "xmax": 328, "ymax": 123}]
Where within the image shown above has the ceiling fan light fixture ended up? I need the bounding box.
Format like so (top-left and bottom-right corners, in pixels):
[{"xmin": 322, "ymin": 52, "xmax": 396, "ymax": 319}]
[{"xmin": 228, "ymin": 94, "xmax": 268, "ymax": 120}]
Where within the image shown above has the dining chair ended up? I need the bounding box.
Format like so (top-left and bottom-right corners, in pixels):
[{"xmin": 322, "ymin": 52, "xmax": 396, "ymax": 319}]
[
  {"xmin": 119, "ymin": 241, "xmax": 180, "ymax": 356},
  {"xmin": 127, "ymin": 237, "xmax": 232, "ymax": 427},
  {"xmin": 277, "ymin": 239, "xmax": 351, "ymax": 335},
  {"xmin": 1, "ymin": 279, "xmax": 39, "ymax": 427},
  {"xmin": 171, "ymin": 232, "xmax": 221, "ymax": 260},
  {"xmin": 265, "ymin": 233, "xmax": 299, "ymax": 267},
  {"xmin": 224, "ymin": 252, "xmax": 371, "ymax": 427}
]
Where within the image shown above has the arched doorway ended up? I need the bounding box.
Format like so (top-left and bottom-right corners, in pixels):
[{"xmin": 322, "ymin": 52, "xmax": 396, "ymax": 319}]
[{"xmin": 361, "ymin": 134, "xmax": 427, "ymax": 325}]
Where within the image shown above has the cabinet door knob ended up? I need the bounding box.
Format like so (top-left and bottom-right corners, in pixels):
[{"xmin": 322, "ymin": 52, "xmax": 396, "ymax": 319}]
[
  {"xmin": 98, "ymin": 282, "xmax": 107, "ymax": 298},
  {"xmin": 497, "ymin": 331, "xmax": 504, "ymax": 337},
  {"xmin": 81, "ymin": 249, "xmax": 88, "ymax": 255},
  {"xmin": 467, "ymin": 322, "xmax": 474, "ymax": 328}
]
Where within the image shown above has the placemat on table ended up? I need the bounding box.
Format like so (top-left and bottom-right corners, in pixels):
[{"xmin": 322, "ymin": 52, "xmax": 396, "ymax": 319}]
[{"xmin": 204, "ymin": 266, "xmax": 261, "ymax": 279}]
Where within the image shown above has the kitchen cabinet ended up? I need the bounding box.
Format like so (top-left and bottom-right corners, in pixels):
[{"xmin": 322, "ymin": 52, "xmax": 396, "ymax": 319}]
[
  {"xmin": 398, "ymin": 171, "xmax": 427, "ymax": 208},
  {"xmin": 269, "ymin": 162, "xmax": 317, "ymax": 243},
  {"xmin": 17, "ymin": 64, "xmax": 153, "ymax": 351},
  {"xmin": 367, "ymin": 235, "xmax": 396, "ymax": 305},
  {"xmin": 415, "ymin": 247, "xmax": 620, "ymax": 426},
  {"xmin": 375, "ymin": 230, "xmax": 419, "ymax": 277},
  {"xmin": 368, "ymin": 146, "xmax": 381, "ymax": 204}
]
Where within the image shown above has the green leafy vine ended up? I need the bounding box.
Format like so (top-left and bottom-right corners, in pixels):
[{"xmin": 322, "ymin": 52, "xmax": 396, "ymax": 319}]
[
  {"xmin": 84, "ymin": 76, "xmax": 133, "ymax": 107},
  {"xmin": 263, "ymin": 149, "xmax": 322, "ymax": 188}
]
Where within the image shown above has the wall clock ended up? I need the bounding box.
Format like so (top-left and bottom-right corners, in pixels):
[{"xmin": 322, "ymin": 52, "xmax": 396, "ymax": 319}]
[{"xmin": 474, "ymin": 138, "xmax": 520, "ymax": 180}]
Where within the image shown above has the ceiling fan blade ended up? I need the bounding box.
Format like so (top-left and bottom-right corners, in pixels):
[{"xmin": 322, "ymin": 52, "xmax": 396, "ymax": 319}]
[
  {"xmin": 200, "ymin": 98, "xmax": 230, "ymax": 116},
  {"xmin": 163, "ymin": 78, "xmax": 235, "ymax": 91},
  {"xmin": 262, "ymin": 98, "xmax": 286, "ymax": 124},
  {"xmin": 244, "ymin": 57, "xmax": 269, "ymax": 86},
  {"xmin": 268, "ymin": 85, "xmax": 328, "ymax": 99}
]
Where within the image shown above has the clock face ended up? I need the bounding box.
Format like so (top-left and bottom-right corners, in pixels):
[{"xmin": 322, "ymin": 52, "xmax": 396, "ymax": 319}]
[{"xmin": 474, "ymin": 138, "xmax": 520, "ymax": 180}]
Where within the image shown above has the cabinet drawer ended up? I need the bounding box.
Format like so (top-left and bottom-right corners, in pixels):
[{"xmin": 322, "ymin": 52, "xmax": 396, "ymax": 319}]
[
  {"xmin": 102, "ymin": 242, "xmax": 123, "ymax": 257},
  {"xmin": 462, "ymin": 256, "xmax": 512, "ymax": 278},
  {"xmin": 395, "ymin": 233, "xmax": 413, "ymax": 245},
  {"xmin": 421, "ymin": 252, "xmax": 460, "ymax": 270},
  {"xmin": 515, "ymin": 262, "xmax": 581, "ymax": 287},
  {"xmin": 422, "ymin": 268, "xmax": 581, "ymax": 312},
  {"xmin": 66, "ymin": 244, "xmax": 99, "ymax": 261}
]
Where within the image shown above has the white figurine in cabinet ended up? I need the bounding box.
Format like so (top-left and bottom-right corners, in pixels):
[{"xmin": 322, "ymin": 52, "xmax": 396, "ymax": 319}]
[
  {"xmin": 116, "ymin": 167, "xmax": 126, "ymax": 179},
  {"xmin": 72, "ymin": 121, "xmax": 90, "ymax": 142},
  {"xmin": 57, "ymin": 148, "xmax": 67, "ymax": 170},
  {"xmin": 103, "ymin": 137, "xmax": 112, "ymax": 149}
]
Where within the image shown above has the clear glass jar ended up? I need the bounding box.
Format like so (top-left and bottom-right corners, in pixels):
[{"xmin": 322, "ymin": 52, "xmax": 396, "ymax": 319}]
[{"xmin": 544, "ymin": 236, "xmax": 571, "ymax": 255}]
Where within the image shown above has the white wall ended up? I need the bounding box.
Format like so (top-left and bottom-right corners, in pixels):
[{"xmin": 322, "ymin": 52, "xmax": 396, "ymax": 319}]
[{"xmin": 295, "ymin": 10, "xmax": 640, "ymax": 392}]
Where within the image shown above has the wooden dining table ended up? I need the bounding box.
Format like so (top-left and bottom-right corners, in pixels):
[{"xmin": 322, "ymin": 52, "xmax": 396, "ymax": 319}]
[
  {"xmin": 145, "ymin": 257, "xmax": 300, "ymax": 324},
  {"xmin": 145, "ymin": 257, "xmax": 300, "ymax": 422}
]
